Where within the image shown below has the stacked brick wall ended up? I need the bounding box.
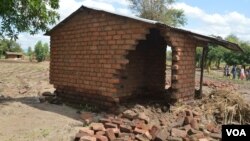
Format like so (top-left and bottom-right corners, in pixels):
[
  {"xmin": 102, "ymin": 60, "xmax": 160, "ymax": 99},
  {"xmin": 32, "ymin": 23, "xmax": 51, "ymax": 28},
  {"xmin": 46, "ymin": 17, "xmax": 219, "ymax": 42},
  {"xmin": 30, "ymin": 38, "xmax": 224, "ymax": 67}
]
[
  {"xmin": 166, "ymin": 32, "xmax": 197, "ymax": 101},
  {"xmin": 50, "ymin": 9, "xmax": 153, "ymax": 107},
  {"xmin": 49, "ymin": 8, "xmax": 199, "ymax": 107}
]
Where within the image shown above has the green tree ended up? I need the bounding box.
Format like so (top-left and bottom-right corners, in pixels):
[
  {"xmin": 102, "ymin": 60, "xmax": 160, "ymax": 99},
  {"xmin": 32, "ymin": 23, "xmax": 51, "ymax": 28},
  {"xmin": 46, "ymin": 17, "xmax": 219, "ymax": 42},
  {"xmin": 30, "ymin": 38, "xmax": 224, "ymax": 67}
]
[
  {"xmin": 0, "ymin": 39, "xmax": 23, "ymax": 54},
  {"xmin": 27, "ymin": 46, "xmax": 33, "ymax": 61},
  {"xmin": 34, "ymin": 41, "xmax": 45, "ymax": 62},
  {"xmin": 0, "ymin": 0, "xmax": 60, "ymax": 39},
  {"xmin": 223, "ymin": 35, "xmax": 250, "ymax": 66},
  {"xmin": 195, "ymin": 47, "xmax": 202, "ymax": 67},
  {"xmin": 206, "ymin": 45, "xmax": 227, "ymax": 69},
  {"xmin": 43, "ymin": 43, "xmax": 49, "ymax": 59},
  {"xmin": 34, "ymin": 41, "xmax": 50, "ymax": 62},
  {"xmin": 128, "ymin": 0, "xmax": 186, "ymax": 27},
  {"xmin": 27, "ymin": 46, "xmax": 32, "ymax": 56},
  {"xmin": 0, "ymin": 40, "xmax": 7, "ymax": 58}
]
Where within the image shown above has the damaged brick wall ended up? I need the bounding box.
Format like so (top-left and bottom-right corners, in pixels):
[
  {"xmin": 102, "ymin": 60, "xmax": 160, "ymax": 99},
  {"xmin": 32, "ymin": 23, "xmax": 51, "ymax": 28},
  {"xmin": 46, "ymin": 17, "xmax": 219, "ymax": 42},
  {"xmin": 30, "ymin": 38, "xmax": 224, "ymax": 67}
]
[
  {"xmin": 167, "ymin": 33, "xmax": 197, "ymax": 101},
  {"xmin": 49, "ymin": 8, "xmax": 197, "ymax": 107},
  {"xmin": 118, "ymin": 29, "xmax": 166, "ymax": 99},
  {"xmin": 50, "ymin": 9, "xmax": 152, "ymax": 107}
]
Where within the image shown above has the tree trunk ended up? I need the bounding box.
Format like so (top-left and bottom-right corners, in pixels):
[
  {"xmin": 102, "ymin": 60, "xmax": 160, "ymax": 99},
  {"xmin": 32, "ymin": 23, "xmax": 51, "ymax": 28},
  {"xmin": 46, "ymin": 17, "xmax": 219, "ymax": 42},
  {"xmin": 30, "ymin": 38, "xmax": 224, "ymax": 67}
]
[
  {"xmin": 207, "ymin": 59, "xmax": 212, "ymax": 74},
  {"xmin": 216, "ymin": 58, "xmax": 221, "ymax": 69}
]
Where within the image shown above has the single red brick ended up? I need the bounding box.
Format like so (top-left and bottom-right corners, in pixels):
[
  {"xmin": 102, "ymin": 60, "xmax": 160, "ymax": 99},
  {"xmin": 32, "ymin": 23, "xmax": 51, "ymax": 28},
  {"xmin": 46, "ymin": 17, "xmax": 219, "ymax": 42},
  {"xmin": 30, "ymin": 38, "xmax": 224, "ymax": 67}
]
[
  {"xmin": 95, "ymin": 131, "xmax": 105, "ymax": 136},
  {"xmin": 190, "ymin": 119, "xmax": 199, "ymax": 130},
  {"xmin": 80, "ymin": 135, "xmax": 96, "ymax": 141},
  {"xmin": 134, "ymin": 127, "xmax": 147, "ymax": 135},
  {"xmin": 120, "ymin": 124, "xmax": 132, "ymax": 133},
  {"xmin": 106, "ymin": 129, "xmax": 116, "ymax": 141},
  {"xmin": 149, "ymin": 125, "xmax": 159, "ymax": 140},
  {"xmin": 90, "ymin": 123, "xmax": 105, "ymax": 131},
  {"xmin": 104, "ymin": 122, "xmax": 118, "ymax": 128},
  {"xmin": 94, "ymin": 135, "xmax": 108, "ymax": 141},
  {"xmin": 79, "ymin": 127, "xmax": 94, "ymax": 135},
  {"xmin": 171, "ymin": 128, "xmax": 187, "ymax": 138},
  {"xmin": 99, "ymin": 118, "xmax": 111, "ymax": 124},
  {"xmin": 184, "ymin": 116, "xmax": 193, "ymax": 125}
]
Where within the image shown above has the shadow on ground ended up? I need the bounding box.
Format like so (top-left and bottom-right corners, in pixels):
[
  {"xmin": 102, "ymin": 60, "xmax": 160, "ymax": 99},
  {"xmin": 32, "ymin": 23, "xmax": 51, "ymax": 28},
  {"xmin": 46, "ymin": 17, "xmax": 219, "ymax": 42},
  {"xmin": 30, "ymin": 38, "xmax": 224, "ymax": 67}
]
[{"xmin": 0, "ymin": 95, "xmax": 81, "ymax": 120}]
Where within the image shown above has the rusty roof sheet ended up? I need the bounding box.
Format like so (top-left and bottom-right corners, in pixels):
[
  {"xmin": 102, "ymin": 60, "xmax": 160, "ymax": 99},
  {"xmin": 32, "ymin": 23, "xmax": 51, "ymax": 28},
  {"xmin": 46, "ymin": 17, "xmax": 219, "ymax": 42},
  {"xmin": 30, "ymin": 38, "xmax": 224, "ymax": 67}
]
[{"xmin": 45, "ymin": 5, "xmax": 243, "ymax": 52}]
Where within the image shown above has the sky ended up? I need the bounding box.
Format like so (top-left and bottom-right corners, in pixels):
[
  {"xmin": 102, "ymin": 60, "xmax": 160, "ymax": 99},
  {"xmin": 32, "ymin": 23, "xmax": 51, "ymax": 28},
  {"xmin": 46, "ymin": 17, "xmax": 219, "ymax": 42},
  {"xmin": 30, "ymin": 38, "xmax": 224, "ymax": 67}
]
[{"xmin": 16, "ymin": 0, "xmax": 250, "ymax": 51}]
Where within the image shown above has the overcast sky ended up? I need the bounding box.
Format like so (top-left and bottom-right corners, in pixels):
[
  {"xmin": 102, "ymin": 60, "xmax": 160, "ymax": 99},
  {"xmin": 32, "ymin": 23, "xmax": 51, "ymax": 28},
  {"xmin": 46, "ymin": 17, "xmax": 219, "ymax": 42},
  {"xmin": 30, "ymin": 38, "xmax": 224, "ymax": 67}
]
[{"xmin": 16, "ymin": 0, "xmax": 250, "ymax": 51}]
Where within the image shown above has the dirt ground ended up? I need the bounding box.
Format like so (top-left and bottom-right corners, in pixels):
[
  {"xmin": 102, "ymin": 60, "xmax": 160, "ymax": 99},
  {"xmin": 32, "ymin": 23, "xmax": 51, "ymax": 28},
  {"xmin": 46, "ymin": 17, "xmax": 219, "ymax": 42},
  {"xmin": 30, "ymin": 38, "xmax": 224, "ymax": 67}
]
[
  {"xmin": 0, "ymin": 61, "xmax": 249, "ymax": 141},
  {"xmin": 196, "ymin": 68, "xmax": 250, "ymax": 103},
  {"xmin": 0, "ymin": 60, "xmax": 83, "ymax": 141}
]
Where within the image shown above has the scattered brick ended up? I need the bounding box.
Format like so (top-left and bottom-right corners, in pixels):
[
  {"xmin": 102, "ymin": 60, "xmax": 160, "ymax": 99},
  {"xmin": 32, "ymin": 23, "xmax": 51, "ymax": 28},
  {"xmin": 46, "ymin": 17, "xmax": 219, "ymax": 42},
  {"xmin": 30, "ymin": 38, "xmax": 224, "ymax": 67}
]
[
  {"xmin": 79, "ymin": 127, "xmax": 94, "ymax": 135},
  {"xmin": 106, "ymin": 129, "xmax": 116, "ymax": 141},
  {"xmin": 190, "ymin": 119, "xmax": 199, "ymax": 130},
  {"xmin": 155, "ymin": 127, "xmax": 169, "ymax": 141},
  {"xmin": 123, "ymin": 110, "xmax": 138, "ymax": 120},
  {"xmin": 171, "ymin": 128, "xmax": 187, "ymax": 138},
  {"xmin": 120, "ymin": 124, "xmax": 132, "ymax": 133},
  {"xmin": 104, "ymin": 122, "xmax": 117, "ymax": 128},
  {"xmin": 94, "ymin": 135, "xmax": 108, "ymax": 141},
  {"xmin": 135, "ymin": 134, "xmax": 150, "ymax": 141},
  {"xmin": 80, "ymin": 135, "xmax": 96, "ymax": 141},
  {"xmin": 90, "ymin": 123, "xmax": 105, "ymax": 131}
]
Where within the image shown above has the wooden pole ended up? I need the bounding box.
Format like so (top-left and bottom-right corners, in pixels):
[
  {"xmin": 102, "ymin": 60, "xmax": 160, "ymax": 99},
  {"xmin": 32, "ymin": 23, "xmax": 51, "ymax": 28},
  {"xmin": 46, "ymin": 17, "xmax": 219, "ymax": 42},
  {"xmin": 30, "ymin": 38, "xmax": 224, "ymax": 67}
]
[{"xmin": 199, "ymin": 46, "xmax": 208, "ymax": 98}]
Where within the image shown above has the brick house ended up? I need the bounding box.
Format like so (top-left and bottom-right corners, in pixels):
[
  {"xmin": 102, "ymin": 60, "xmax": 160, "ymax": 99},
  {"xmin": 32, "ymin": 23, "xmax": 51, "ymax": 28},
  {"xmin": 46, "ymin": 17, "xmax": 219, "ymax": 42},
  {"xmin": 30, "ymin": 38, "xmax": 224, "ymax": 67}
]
[
  {"xmin": 45, "ymin": 6, "xmax": 242, "ymax": 107},
  {"xmin": 5, "ymin": 52, "xmax": 23, "ymax": 60}
]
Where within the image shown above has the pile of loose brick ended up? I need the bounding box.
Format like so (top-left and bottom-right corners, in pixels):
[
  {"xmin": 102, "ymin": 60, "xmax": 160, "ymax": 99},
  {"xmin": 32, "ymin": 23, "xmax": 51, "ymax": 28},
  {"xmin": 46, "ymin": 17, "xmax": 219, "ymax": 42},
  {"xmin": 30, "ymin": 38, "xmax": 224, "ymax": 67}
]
[{"xmin": 75, "ymin": 105, "xmax": 222, "ymax": 141}]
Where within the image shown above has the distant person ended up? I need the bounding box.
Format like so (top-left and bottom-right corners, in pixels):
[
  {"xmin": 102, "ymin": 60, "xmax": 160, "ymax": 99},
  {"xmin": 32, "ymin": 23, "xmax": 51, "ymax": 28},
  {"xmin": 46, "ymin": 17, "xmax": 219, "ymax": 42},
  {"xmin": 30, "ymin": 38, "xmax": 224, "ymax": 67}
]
[
  {"xmin": 237, "ymin": 66, "xmax": 241, "ymax": 79},
  {"xmin": 226, "ymin": 65, "xmax": 230, "ymax": 78},
  {"xmin": 246, "ymin": 67, "xmax": 250, "ymax": 81},
  {"xmin": 224, "ymin": 65, "xmax": 227, "ymax": 76},
  {"xmin": 240, "ymin": 66, "xmax": 246, "ymax": 80},
  {"xmin": 224, "ymin": 65, "xmax": 230, "ymax": 77},
  {"xmin": 231, "ymin": 65, "xmax": 237, "ymax": 79}
]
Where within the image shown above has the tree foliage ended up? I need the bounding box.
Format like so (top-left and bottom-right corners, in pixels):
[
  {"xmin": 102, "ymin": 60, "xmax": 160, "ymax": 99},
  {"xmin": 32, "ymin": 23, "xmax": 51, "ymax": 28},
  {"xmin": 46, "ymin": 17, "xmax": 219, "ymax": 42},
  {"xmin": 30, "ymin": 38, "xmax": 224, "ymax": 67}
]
[
  {"xmin": 128, "ymin": 0, "xmax": 186, "ymax": 27},
  {"xmin": 196, "ymin": 45, "xmax": 227, "ymax": 69},
  {"xmin": 34, "ymin": 41, "xmax": 49, "ymax": 62},
  {"xmin": 0, "ymin": 39, "xmax": 23, "ymax": 57},
  {"xmin": 223, "ymin": 35, "xmax": 250, "ymax": 66},
  {"xmin": 27, "ymin": 46, "xmax": 34, "ymax": 61},
  {"xmin": 196, "ymin": 34, "xmax": 250, "ymax": 70},
  {"xmin": 0, "ymin": 0, "xmax": 60, "ymax": 39}
]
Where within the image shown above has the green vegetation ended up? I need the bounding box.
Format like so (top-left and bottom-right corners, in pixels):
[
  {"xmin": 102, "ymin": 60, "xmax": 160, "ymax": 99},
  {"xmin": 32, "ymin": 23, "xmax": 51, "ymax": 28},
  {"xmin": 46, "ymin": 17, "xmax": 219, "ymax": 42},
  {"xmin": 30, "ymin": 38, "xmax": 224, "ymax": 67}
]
[
  {"xmin": 128, "ymin": 0, "xmax": 186, "ymax": 27},
  {"xmin": 40, "ymin": 128, "xmax": 50, "ymax": 137},
  {"xmin": 0, "ymin": 39, "xmax": 23, "ymax": 58},
  {"xmin": 34, "ymin": 41, "xmax": 50, "ymax": 62},
  {"xmin": 224, "ymin": 35, "xmax": 250, "ymax": 66},
  {"xmin": 196, "ymin": 34, "xmax": 250, "ymax": 71},
  {"xmin": 27, "ymin": 46, "xmax": 34, "ymax": 61},
  {"xmin": 0, "ymin": 0, "xmax": 60, "ymax": 39}
]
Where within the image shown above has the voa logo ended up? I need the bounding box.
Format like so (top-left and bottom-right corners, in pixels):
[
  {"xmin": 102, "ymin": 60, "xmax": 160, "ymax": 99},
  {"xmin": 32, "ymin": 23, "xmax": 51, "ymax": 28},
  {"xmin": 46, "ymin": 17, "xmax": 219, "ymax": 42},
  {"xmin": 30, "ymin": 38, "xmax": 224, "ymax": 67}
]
[{"xmin": 226, "ymin": 129, "xmax": 246, "ymax": 136}]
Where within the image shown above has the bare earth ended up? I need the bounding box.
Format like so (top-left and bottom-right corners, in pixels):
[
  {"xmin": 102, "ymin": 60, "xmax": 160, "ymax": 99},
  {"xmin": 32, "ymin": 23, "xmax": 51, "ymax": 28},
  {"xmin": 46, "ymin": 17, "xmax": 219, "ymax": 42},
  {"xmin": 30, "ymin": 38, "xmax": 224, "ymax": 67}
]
[
  {"xmin": 0, "ymin": 61, "xmax": 83, "ymax": 141},
  {"xmin": 0, "ymin": 61, "xmax": 250, "ymax": 141}
]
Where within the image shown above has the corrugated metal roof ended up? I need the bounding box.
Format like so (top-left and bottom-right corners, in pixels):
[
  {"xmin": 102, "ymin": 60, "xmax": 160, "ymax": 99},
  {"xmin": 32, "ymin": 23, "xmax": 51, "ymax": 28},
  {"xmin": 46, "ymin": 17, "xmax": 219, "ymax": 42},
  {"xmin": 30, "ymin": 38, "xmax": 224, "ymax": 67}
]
[
  {"xmin": 45, "ymin": 5, "xmax": 243, "ymax": 52},
  {"xmin": 82, "ymin": 5, "xmax": 161, "ymax": 24},
  {"xmin": 5, "ymin": 52, "xmax": 23, "ymax": 55}
]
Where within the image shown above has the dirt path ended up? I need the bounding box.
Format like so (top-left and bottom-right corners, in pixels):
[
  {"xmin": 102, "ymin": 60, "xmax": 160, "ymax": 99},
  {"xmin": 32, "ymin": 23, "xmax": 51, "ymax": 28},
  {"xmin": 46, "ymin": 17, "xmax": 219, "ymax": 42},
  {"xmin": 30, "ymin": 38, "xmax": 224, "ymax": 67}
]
[{"xmin": 0, "ymin": 61, "xmax": 82, "ymax": 141}]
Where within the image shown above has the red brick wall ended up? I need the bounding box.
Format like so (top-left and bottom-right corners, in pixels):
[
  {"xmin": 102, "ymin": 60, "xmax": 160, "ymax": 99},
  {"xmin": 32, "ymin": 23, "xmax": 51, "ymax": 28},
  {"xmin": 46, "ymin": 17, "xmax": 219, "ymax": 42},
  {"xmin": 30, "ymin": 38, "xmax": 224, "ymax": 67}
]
[
  {"xmin": 49, "ymin": 9, "xmax": 198, "ymax": 107},
  {"xmin": 166, "ymin": 32, "xmax": 197, "ymax": 101},
  {"xmin": 50, "ymin": 9, "xmax": 152, "ymax": 106}
]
